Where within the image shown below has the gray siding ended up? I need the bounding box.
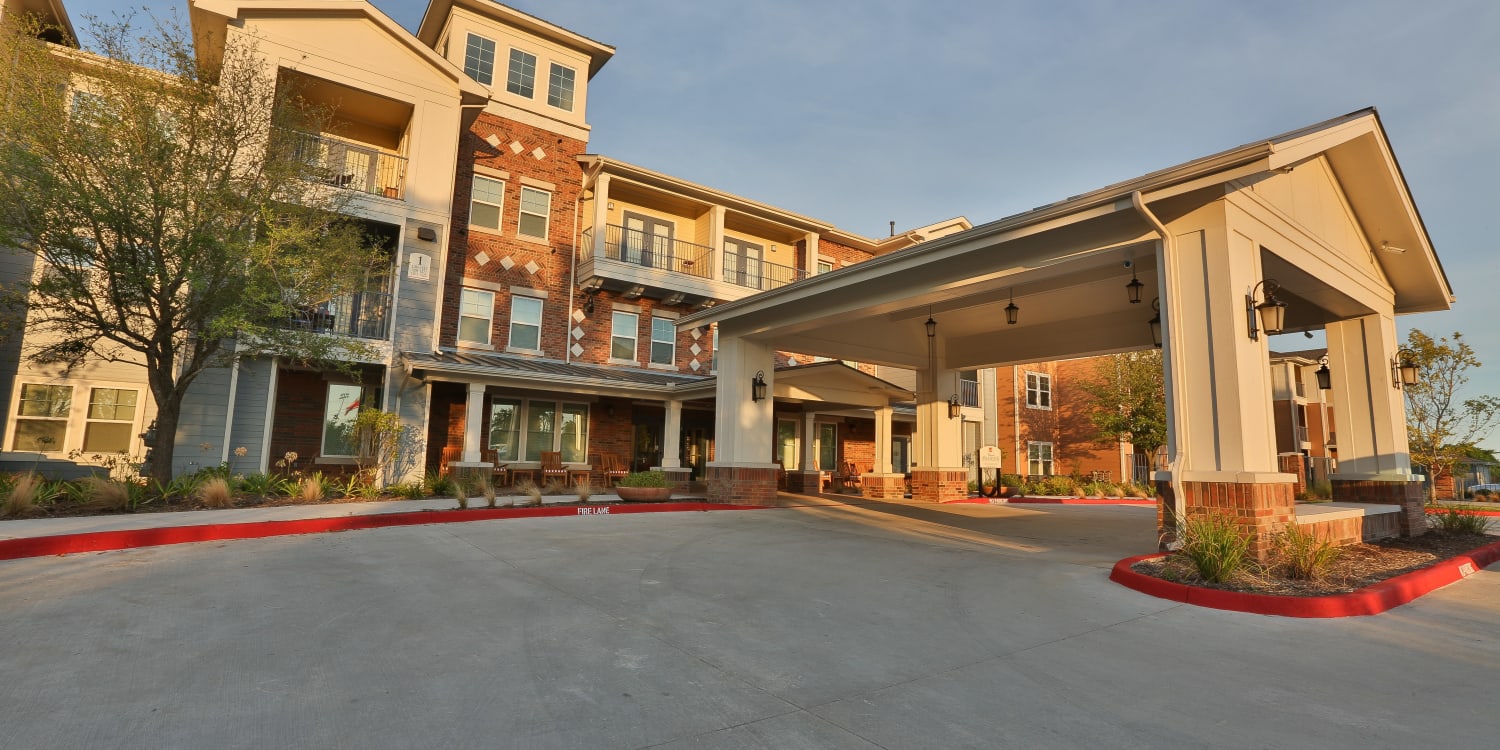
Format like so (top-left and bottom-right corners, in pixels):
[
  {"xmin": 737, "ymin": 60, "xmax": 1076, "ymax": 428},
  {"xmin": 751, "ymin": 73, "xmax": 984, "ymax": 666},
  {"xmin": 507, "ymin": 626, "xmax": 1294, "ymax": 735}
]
[
  {"xmin": 391, "ymin": 220, "xmax": 444, "ymax": 354},
  {"xmin": 172, "ymin": 364, "xmax": 233, "ymax": 476},
  {"xmin": 227, "ymin": 357, "xmax": 275, "ymax": 475},
  {"xmin": 390, "ymin": 369, "xmax": 429, "ymax": 483}
]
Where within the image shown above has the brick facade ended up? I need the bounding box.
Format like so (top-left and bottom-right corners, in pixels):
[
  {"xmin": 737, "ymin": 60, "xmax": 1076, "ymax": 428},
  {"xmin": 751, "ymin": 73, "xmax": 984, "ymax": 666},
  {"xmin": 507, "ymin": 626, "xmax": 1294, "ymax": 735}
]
[
  {"xmin": 911, "ymin": 469, "xmax": 967, "ymax": 503},
  {"xmin": 994, "ymin": 359, "xmax": 1131, "ymax": 481},
  {"xmin": 1331, "ymin": 478, "xmax": 1427, "ymax": 537},
  {"xmin": 862, "ymin": 474, "xmax": 906, "ymax": 500},
  {"xmin": 1297, "ymin": 512, "xmax": 1401, "ymax": 547},
  {"xmin": 707, "ymin": 465, "xmax": 779, "ymax": 505}
]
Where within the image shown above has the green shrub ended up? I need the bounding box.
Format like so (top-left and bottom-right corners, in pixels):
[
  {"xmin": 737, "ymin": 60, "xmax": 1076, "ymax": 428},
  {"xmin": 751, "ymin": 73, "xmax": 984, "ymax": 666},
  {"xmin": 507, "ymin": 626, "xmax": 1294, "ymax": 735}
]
[
  {"xmin": 389, "ymin": 481, "xmax": 427, "ymax": 500},
  {"xmin": 999, "ymin": 473, "xmax": 1023, "ymax": 489},
  {"xmin": 1430, "ymin": 508, "xmax": 1492, "ymax": 535},
  {"xmin": 1273, "ymin": 524, "xmax": 1341, "ymax": 580},
  {"xmin": 1178, "ymin": 513, "xmax": 1252, "ymax": 583},
  {"xmin": 1306, "ymin": 481, "xmax": 1333, "ymax": 500},
  {"xmin": 237, "ymin": 472, "xmax": 289, "ymax": 496},
  {"xmin": 425, "ymin": 471, "xmax": 456, "ymax": 497},
  {"xmin": 618, "ymin": 470, "xmax": 669, "ymax": 488}
]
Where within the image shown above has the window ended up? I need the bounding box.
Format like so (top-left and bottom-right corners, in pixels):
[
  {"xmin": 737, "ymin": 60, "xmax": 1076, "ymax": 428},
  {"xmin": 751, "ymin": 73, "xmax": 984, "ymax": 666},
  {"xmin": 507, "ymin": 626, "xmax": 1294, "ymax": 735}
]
[
  {"xmin": 817, "ymin": 260, "xmax": 833, "ymax": 275},
  {"xmin": 523, "ymin": 402, "xmax": 554, "ymax": 462},
  {"xmin": 611, "ymin": 311, "xmax": 638, "ymax": 360},
  {"xmin": 650, "ymin": 317, "xmax": 675, "ymax": 366},
  {"xmin": 463, "ymin": 33, "xmax": 497, "ymax": 85},
  {"xmin": 1028, "ymin": 442, "xmax": 1054, "ymax": 476},
  {"xmin": 488, "ymin": 398, "xmax": 521, "ymax": 460},
  {"xmin": 1025, "ymin": 371, "xmax": 1051, "ymax": 409},
  {"xmin": 506, "ymin": 48, "xmax": 536, "ymax": 98},
  {"xmin": 816, "ymin": 423, "xmax": 838, "ymax": 471},
  {"xmin": 547, "ymin": 63, "xmax": 575, "ymax": 110},
  {"xmin": 558, "ymin": 403, "xmax": 589, "ymax": 463},
  {"xmin": 777, "ymin": 419, "xmax": 799, "ymax": 470},
  {"xmin": 710, "ymin": 326, "xmax": 718, "ymax": 372},
  {"xmin": 12, "ymin": 384, "xmax": 72, "ymax": 452},
  {"xmin": 517, "ymin": 186, "xmax": 550, "ymax": 240},
  {"xmin": 508, "ymin": 296, "xmax": 542, "ymax": 351},
  {"xmin": 459, "ymin": 288, "xmax": 494, "ymax": 345},
  {"xmin": 470, "ymin": 176, "xmax": 504, "ymax": 232},
  {"xmin": 322, "ymin": 383, "xmax": 364, "ymax": 457},
  {"xmin": 83, "ymin": 388, "xmax": 138, "ymax": 453}
]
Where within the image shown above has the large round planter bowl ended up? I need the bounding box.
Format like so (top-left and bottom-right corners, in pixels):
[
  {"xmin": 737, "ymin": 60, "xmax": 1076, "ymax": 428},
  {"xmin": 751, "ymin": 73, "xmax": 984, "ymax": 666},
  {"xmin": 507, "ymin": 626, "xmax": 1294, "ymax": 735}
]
[{"xmin": 615, "ymin": 486, "xmax": 673, "ymax": 502}]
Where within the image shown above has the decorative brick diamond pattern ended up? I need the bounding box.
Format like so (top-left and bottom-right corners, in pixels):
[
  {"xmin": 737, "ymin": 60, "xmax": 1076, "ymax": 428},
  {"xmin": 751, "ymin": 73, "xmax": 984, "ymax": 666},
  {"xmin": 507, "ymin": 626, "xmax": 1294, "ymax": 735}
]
[
  {"xmin": 690, "ymin": 343, "xmax": 702, "ymax": 356},
  {"xmin": 572, "ymin": 309, "xmax": 586, "ymax": 322},
  {"xmin": 509, "ymin": 141, "xmax": 524, "ymax": 154},
  {"xmin": 571, "ymin": 326, "xmax": 584, "ymax": 340},
  {"xmin": 532, "ymin": 147, "xmax": 546, "ymax": 160},
  {"xmin": 485, "ymin": 134, "xmax": 502, "ymax": 148},
  {"xmin": 500, "ymin": 256, "xmax": 515, "ymax": 270},
  {"xmin": 570, "ymin": 343, "xmax": 583, "ymax": 357},
  {"xmin": 474, "ymin": 252, "xmax": 490, "ymax": 266},
  {"xmin": 690, "ymin": 359, "xmax": 701, "ymax": 372},
  {"xmin": 524, "ymin": 260, "xmax": 540, "ymax": 275}
]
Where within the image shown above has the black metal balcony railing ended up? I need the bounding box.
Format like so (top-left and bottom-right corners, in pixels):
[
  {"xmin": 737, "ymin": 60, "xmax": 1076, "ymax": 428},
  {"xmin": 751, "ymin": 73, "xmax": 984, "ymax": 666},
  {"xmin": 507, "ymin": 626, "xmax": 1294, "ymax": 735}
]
[
  {"xmin": 286, "ymin": 130, "xmax": 408, "ymax": 200},
  {"xmin": 605, "ymin": 224, "xmax": 713, "ymax": 278},
  {"xmin": 1296, "ymin": 425, "xmax": 1310, "ymax": 444},
  {"xmin": 288, "ymin": 291, "xmax": 392, "ymax": 340},
  {"xmin": 960, "ymin": 379, "xmax": 979, "ymax": 408},
  {"xmin": 723, "ymin": 251, "xmax": 807, "ymax": 291}
]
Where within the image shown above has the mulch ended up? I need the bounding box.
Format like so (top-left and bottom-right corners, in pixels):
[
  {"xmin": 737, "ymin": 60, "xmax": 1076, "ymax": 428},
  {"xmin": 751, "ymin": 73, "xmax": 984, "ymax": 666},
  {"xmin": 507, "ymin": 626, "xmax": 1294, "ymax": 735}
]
[{"xmin": 1132, "ymin": 530, "xmax": 1498, "ymax": 596}]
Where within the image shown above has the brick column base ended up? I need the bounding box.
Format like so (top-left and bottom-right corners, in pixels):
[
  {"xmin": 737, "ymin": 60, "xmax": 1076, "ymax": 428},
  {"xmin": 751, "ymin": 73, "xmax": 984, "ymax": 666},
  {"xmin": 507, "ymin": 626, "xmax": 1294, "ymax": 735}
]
[
  {"xmin": 1278, "ymin": 453, "xmax": 1307, "ymax": 496},
  {"xmin": 658, "ymin": 467, "xmax": 692, "ymax": 491},
  {"xmin": 1165, "ymin": 479, "xmax": 1298, "ymax": 561},
  {"xmin": 861, "ymin": 473, "xmax": 906, "ymax": 500},
  {"xmin": 785, "ymin": 470, "xmax": 823, "ymax": 494},
  {"xmin": 1331, "ymin": 478, "xmax": 1427, "ymax": 537},
  {"xmin": 911, "ymin": 469, "xmax": 967, "ymax": 503},
  {"xmin": 707, "ymin": 464, "xmax": 780, "ymax": 506}
]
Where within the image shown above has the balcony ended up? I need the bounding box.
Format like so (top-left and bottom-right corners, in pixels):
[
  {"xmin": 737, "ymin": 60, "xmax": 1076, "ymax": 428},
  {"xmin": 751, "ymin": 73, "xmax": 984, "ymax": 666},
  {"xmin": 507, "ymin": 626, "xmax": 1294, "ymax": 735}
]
[
  {"xmin": 960, "ymin": 379, "xmax": 979, "ymax": 408},
  {"xmin": 1296, "ymin": 425, "xmax": 1310, "ymax": 444},
  {"xmin": 604, "ymin": 224, "xmax": 713, "ymax": 278},
  {"xmin": 287, "ymin": 130, "xmax": 408, "ymax": 200},
  {"xmin": 723, "ymin": 250, "xmax": 807, "ymax": 292},
  {"xmin": 577, "ymin": 224, "xmax": 811, "ymax": 304},
  {"xmin": 287, "ymin": 291, "xmax": 392, "ymax": 341}
]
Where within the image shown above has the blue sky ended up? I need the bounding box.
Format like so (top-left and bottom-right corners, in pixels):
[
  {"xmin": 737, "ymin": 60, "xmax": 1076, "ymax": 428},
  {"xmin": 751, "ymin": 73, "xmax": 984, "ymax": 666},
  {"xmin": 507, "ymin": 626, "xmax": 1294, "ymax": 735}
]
[{"xmin": 63, "ymin": 1, "xmax": 1500, "ymax": 442}]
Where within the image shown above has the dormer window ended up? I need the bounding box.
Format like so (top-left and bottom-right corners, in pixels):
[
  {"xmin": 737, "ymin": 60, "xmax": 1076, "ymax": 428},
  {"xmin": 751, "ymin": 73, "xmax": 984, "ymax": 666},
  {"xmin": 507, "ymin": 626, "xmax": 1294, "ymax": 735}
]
[
  {"xmin": 507, "ymin": 49, "xmax": 537, "ymax": 98},
  {"xmin": 463, "ymin": 33, "xmax": 496, "ymax": 85}
]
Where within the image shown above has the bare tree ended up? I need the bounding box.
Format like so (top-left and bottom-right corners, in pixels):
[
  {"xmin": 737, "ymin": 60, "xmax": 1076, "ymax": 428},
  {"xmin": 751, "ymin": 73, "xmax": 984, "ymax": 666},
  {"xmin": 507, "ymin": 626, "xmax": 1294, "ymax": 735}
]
[
  {"xmin": 1402, "ymin": 329, "xmax": 1500, "ymax": 499},
  {"xmin": 0, "ymin": 14, "xmax": 381, "ymax": 483}
]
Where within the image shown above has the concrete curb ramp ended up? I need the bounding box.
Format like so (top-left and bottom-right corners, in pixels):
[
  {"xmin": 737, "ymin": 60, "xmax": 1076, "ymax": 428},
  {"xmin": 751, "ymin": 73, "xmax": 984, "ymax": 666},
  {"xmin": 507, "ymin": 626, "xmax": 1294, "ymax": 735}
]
[
  {"xmin": 1111, "ymin": 538, "xmax": 1500, "ymax": 618},
  {"xmin": 0, "ymin": 502, "xmax": 765, "ymax": 561}
]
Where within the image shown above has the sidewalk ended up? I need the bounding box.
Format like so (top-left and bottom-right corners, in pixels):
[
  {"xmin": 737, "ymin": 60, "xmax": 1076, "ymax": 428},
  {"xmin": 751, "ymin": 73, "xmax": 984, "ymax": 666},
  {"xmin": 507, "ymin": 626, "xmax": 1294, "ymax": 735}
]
[{"xmin": 0, "ymin": 492, "xmax": 707, "ymax": 543}]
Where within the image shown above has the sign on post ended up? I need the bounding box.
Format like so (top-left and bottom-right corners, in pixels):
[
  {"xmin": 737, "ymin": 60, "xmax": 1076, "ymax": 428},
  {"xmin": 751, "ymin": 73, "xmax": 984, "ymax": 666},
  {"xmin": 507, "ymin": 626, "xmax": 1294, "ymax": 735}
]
[{"xmin": 978, "ymin": 445, "xmax": 1003, "ymax": 469}]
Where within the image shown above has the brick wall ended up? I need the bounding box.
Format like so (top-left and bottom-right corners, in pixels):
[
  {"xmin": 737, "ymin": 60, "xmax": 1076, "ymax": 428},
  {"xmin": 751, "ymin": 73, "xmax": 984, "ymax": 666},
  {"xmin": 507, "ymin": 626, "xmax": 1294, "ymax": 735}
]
[
  {"xmin": 911, "ymin": 469, "xmax": 967, "ymax": 503},
  {"xmin": 707, "ymin": 465, "xmax": 779, "ymax": 505},
  {"xmin": 993, "ymin": 360, "xmax": 1124, "ymax": 479},
  {"xmin": 1331, "ymin": 478, "xmax": 1426, "ymax": 536},
  {"xmin": 1178, "ymin": 480, "xmax": 1298, "ymax": 560}
]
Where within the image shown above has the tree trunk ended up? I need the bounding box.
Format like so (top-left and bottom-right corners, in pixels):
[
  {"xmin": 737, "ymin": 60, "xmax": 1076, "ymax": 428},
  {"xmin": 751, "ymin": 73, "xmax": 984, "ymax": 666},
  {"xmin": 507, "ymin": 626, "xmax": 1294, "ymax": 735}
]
[{"xmin": 148, "ymin": 402, "xmax": 180, "ymax": 486}]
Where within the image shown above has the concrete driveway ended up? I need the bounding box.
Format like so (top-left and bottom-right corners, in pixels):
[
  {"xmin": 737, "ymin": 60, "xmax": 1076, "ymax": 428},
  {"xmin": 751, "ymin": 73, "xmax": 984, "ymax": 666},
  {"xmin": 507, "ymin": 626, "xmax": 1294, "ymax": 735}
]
[{"xmin": 2, "ymin": 499, "xmax": 1497, "ymax": 749}]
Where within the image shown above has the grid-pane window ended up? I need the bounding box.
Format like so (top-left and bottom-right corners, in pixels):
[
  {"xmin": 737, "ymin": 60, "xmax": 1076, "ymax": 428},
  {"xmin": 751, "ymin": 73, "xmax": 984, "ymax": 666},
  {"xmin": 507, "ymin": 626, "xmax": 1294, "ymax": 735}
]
[
  {"xmin": 509, "ymin": 296, "xmax": 543, "ymax": 351},
  {"xmin": 470, "ymin": 176, "xmax": 504, "ymax": 231},
  {"xmin": 559, "ymin": 404, "xmax": 589, "ymax": 463},
  {"xmin": 524, "ymin": 402, "xmax": 555, "ymax": 462},
  {"xmin": 463, "ymin": 34, "xmax": 496, "ymax": 85},
  {"xmin": 611, "ymin": 311, "xmax": 637, "ymax": 360},
  {"xmin": 547, "ymin": 63, "xmax": 575, "ymax": 110},
  {"xmin": 489, "ymin": 398, "xmax": 521, "ymax": 461},
  {"xmin": 518, "ymin": 187, "xmax": 550, "ymax": 240},
  {"xmin": 459, "ymin": 288, "xmax": 494, "ymax": 345},
  {"xmin": 1025, "ymin": 372, "xmax": 1051, "ymax": 409},
  {"xmin": 83, "ymin": 388, "xmax": 137, "ymax": 453},
  {"xmin": 710, "ymin": 327, "xmax": 718, "ymax": 371},
  {"xmin": 1028, "ymin": 442, "xmax": 1054, "ymax": 476},
  {"xmin": 506, "ymin": 48, "xmax": 536, "ymax": 98},
  {"xmin": 322, "ymin": 383, "xmax": 363, "ymax": 457},
  {"xmin": 650, "ymin": 317, "xmax": 675, "ymax": 366},
  {"xmin": 12, "ymin": 384, "xmax": 72, "ymax": 451}
]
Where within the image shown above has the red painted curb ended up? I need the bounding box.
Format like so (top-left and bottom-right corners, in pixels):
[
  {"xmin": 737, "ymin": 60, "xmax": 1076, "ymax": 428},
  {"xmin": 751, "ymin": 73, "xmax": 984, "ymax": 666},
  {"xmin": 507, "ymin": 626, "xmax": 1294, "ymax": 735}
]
[
  {"xmin": 1002, "ymin": 497, "xmax": 1156, "ymax": 506},
  {"xmin": 1427, "ymin": 507, "xmax": 1500, "ymax": 517},
  {"xmin": 1110, "ymin": 538, "xmax": 1500, "ymax": 617},
  {"xmin": 0, "ymin": 502, "xmax": 764, "ymax": 562}
]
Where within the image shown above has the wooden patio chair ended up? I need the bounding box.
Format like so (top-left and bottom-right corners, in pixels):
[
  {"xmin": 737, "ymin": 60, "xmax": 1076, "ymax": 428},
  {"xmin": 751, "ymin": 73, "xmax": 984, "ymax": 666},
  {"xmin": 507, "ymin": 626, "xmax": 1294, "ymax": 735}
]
[
  {"xmin": 599, "ymin": 452, "xmax": 629, "ymax": 487},
  {"xmin": 539, "ymin": 451, "xmax": 568, "ymax": 485}
]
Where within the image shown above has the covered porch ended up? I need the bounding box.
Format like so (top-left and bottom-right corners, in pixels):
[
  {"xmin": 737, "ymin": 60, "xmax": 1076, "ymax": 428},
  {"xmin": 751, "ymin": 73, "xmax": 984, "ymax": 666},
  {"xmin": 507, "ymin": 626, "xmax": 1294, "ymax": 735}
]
[{"xmin": 681, "ymin": 110, "xmax": 1452, "ymax": 554}]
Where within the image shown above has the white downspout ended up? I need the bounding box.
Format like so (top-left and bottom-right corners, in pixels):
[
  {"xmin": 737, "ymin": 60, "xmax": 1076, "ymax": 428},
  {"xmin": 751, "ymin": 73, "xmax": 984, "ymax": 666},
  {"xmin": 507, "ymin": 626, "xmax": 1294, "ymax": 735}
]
[
  {"xmin": 1012, "ymin": 366, "xmax": 1022, "ymax": 476},
  {"xmin": 1131, "ymin": 190, "xmax": 1186, "ymax": 544}
]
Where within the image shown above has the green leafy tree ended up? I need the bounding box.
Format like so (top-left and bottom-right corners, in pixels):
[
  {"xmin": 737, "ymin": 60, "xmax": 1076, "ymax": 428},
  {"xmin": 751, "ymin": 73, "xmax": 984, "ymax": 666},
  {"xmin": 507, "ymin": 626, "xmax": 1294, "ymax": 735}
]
[
  {"xmin": 1076, "ymin": 350, "xmax": 1167, "ymax": 472},
  {"xmin": 1402, "ymin": 330, "xmax": 1500, "ymax": 499},
  {"xmin": 0, "ymin": 15, "xmax": 382, "ymax": 483}
]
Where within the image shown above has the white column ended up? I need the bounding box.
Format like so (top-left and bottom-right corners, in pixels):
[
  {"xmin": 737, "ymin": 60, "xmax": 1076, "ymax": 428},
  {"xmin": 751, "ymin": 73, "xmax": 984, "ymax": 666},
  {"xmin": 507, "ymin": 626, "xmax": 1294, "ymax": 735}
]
[
  {"xmin": 805, "ymin": 232, "xmax": 821, "ymax": 273},
  {"xmin": 592, "ymin": 173, "xmax": 611, "ymax": 259},
  {"xmin": 801, "ymin": 412, "xmax": 817, "ymax": 471},
  {"xmin": 914, "ymin": 341, "xmax": 964, "ymax": 471},
  {"xmin": 462, "ymin": 382, "xmax": 486, "ymax": 463},
  {"xmin": 711, "ymin": 333, "xmax": 777, "ymax": 466},
  {"xmin": 662, "ymin": 400, "xmax": 683, "ymax": 469},
  {"xmin": 1160, "ymin": 224, "xmax": 1285, "ymax": 481},
  {"xmin": 709, "ymin": 206, "xmax": 726, "ymax": 282},
  {"xmin": 1326, "ymin": 314, "xmax": 1412, "ymax": 477},
  {"xmin": 874, "ymin": 405, "xmax": 894, "ymax": 474}
]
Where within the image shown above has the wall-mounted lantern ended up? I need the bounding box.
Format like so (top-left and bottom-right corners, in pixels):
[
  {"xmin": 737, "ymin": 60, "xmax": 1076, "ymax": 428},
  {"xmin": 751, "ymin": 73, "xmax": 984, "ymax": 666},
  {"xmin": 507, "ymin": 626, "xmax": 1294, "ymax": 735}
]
[
  {"xmin": 1246, "ymin": 279, "xmax": 1286, "ymax": 341},
  {"xmin": 1148, "ymin": 298, "xmax": 1162, "ymax": 349},
  {"xmin": 948, "ymin": 394, "xmax": 962, "ymax": 419},
  {"xmin": 751, "ymin": 370, "xmax": 768, "ymax": 402},
  {"xmin": 1391, "ymin": 349, "xmax": 1420, "ymax": 389}
]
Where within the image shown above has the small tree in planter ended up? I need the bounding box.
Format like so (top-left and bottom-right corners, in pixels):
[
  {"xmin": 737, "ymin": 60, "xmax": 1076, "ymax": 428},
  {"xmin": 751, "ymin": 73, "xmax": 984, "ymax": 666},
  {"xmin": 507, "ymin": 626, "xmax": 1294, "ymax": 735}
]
[{"xmin": 615, "ymin": 471, "xmax": 672, "ymax": 502}]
